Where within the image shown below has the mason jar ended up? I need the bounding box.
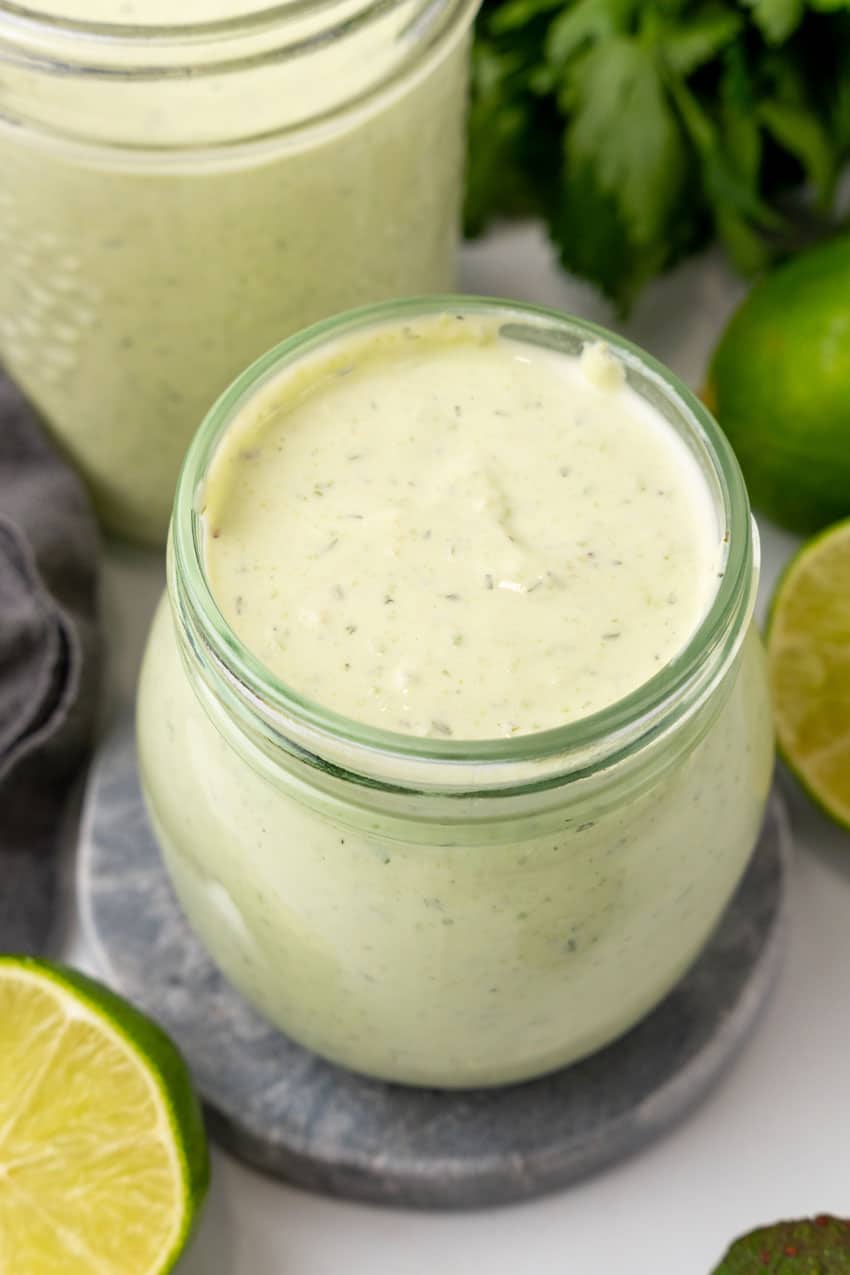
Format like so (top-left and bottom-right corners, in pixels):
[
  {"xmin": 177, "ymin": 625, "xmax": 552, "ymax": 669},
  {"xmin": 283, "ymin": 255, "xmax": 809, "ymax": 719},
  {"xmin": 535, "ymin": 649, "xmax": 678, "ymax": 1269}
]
[
  {"xmin": 0, "ymin": 0, "xmax": 478, "ymax": 543},
  {"xmin": 137, "ymin": 298, "xmax": 774, "ymax": 1089}
]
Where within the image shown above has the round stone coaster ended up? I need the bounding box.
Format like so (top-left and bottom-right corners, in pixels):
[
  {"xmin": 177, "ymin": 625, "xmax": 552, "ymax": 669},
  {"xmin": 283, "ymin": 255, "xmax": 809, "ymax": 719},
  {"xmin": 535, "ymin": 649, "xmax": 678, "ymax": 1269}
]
[{"xmin": 78, "ymin": 716, "xmax": 791, "ymax": 1210}]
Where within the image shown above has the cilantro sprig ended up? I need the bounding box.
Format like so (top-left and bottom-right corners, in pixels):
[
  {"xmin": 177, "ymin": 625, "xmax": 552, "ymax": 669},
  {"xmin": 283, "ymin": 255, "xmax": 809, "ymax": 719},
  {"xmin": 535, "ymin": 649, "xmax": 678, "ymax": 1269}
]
[{"xmin": 465, "ymin": 0, "xmax": 850, "ymax": 308}]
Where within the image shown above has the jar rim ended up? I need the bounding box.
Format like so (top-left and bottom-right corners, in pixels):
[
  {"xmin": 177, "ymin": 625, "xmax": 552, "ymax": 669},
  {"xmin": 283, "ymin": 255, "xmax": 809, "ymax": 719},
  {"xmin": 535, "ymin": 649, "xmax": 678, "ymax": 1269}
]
[
  {"xmin": 0, "ymin": 0, "xmax": 474, "ymax": 156},
  {"xmin": 171, "ymin": 295, "xmax": 756, "ymax": 782},
  {"xmin": 1, "ymin": 0, "xmax": 386, "ymax": 40}
]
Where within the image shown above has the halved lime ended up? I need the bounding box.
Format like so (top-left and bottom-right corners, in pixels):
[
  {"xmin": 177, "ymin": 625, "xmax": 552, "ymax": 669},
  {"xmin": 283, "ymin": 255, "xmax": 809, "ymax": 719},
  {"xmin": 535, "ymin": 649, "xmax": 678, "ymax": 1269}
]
[
  {"xmin": 0, "ymin": 957, "xmax": 209, "ymax": 1274},
  {"xmin": 767, "ymin": 517, "xmax": 850, "ymax": 829}
]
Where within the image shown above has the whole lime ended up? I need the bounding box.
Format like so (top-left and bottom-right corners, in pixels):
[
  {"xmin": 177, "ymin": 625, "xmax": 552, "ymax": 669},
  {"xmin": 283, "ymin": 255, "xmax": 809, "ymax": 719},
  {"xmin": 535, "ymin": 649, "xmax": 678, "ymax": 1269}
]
[{"xmin": 706, "ymin": 235, "xmax": 850, "ymax": 534}]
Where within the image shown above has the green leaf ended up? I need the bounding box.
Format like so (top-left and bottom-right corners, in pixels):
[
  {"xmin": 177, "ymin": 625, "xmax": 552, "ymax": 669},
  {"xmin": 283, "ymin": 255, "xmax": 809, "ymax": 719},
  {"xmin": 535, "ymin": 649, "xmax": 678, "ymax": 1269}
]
[
  {"xmin": 547, "ymin": 159, "xmax": 659, "ymax": 309},
  {"xmin": 562, "ymin": 36, "xmax": 687, "ymax": 244},
  {"xmin": 711, "ymin": 1215, "xmax": 850, "ymax": 1273},
  {"xmin": 759, "ymin": 97, "xmax": 837, "ymax": 205},
  {"xmin": 488, "ymin": 0, "xmax": 567, "ymax": 37},
  {"xmin": 701, "ymin": 146, "xmax": 782, "ymax": 227},
  {"xmin": 667, "ymin": 73, "xmax": 781, "ymax": 227},
  {"xmin": 666, "ymin": 67, "xmax": 783, "ymax": 271},
  {"xmin": 661, "ymin": 6, "xmax": 744, "ymax": 76},
  {"xmin": 464, "ymin": 43, "xmax": 536, "ymax": 234},
  {"xmin": 545, "ymin": 0, "xmax": 635, "ymax": 70},
  {"xmin": 830, "ymin": 44, "xmax": 850, "ymax": 148},
  {"xmin": 720, "ymin": 45, "xmax": 761, "ymax": 186},
  {"xmin": 742, "ymin": 0, "xmax": 806, "ymax": 43},
  {"xmin": 715, "ymin": 206, "xmax": 772, "ymax": 272}
]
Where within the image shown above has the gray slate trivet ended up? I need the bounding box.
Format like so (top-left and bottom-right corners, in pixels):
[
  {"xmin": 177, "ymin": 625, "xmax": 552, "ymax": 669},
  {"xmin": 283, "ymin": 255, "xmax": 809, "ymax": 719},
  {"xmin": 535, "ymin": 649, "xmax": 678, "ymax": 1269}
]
[
  {"xmin": 78, "ymin": 717, "xmax": 791, "ymax": 1210},
  {"xmin": 3, "ymin": 853, "xmax": 56, "ymax": 954}
]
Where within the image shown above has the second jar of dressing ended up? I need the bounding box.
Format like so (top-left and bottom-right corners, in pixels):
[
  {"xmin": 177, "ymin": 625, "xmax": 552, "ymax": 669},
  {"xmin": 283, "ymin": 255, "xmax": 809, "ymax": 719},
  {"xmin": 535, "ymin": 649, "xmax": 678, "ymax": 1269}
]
[{"xmin": 0, "ymin": 0, "xmax": 478, "ymax": 541}]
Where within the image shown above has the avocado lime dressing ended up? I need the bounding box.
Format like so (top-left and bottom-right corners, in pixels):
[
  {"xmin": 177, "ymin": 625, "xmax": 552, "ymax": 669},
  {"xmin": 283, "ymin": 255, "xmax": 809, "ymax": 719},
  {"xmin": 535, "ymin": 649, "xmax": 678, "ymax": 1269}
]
[
  {"xmin": 202, "ymin": 317, "xmax": 724, "ymax": 739},
  {"xmin": 137, "ymin": 303, "xmax": 772, "ymax": 1087}
]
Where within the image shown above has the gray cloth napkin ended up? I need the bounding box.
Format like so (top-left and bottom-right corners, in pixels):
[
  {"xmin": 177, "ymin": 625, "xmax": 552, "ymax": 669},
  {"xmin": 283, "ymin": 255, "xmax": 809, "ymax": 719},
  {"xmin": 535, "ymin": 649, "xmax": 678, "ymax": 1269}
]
[{"xmin": 0, "ymin": 374, "xmax": 100, "ymax": 953}]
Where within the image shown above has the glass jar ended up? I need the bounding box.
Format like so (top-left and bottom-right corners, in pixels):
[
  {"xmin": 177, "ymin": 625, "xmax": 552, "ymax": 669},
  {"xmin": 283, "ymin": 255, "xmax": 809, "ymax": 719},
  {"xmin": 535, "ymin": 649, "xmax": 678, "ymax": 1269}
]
[
  {"xmin": 0, "ymin": 0, "xmax": 477, "ymax": 543},
  {"xmin": 137, "ymin": 297, "xmax": 774, "ymax": 1089}
]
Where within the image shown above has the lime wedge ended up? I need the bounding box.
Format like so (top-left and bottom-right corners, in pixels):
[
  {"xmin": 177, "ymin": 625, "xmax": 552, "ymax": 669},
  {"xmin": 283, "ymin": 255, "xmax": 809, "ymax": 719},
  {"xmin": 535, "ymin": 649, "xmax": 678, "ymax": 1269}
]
[
  {"xmin": 767, "ymin": 517, "xmax": 850, "ymax": 829},
  {"xmin": 0, "ymin": 957, "xmax": 209, "ymax": 1274}
]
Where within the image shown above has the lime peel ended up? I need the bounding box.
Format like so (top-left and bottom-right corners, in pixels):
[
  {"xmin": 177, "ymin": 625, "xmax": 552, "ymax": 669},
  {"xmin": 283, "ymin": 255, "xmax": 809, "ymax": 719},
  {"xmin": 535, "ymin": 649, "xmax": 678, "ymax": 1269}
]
[{"xmin": 0, "ymin": 956, "xmax": 209, "ymax": 1275}]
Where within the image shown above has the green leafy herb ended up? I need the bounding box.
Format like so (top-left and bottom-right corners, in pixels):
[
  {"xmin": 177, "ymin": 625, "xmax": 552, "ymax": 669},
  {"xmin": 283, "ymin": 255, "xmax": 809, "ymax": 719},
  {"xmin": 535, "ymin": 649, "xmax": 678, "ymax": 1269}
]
[
  {"xmin": 711, "ymin": 1214, "xmax": 850, "ymax": 1272},
  {"xmin": 466, "ymin": 0, "xmax": 850, "ymax": 308}
]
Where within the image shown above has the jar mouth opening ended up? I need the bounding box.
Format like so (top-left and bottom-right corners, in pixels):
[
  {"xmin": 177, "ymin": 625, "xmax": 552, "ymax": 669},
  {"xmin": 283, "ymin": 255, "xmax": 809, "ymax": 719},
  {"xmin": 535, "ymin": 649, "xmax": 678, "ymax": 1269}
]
[{"xmin": 172, "ymin": 295, "xmax": 755, "ymax": 774}]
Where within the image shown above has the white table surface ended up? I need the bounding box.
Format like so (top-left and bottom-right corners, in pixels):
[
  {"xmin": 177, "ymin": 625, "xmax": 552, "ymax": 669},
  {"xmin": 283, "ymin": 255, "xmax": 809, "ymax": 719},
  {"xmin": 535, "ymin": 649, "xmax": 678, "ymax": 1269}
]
[{"xmin": 64, "ymin": 224, "xmax": 850, "ymax": 1274}]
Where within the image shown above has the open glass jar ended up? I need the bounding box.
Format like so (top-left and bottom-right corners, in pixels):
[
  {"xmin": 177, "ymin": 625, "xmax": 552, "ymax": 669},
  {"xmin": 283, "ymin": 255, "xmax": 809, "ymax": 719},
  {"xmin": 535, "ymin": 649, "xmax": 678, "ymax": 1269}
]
[
  {"xmin": 137, "ymin": 298, "xmax": 774, "ymax": 1089},
  {"xmin": 0, "ymin": 0, "xmax": 477, "ymax": 543}
]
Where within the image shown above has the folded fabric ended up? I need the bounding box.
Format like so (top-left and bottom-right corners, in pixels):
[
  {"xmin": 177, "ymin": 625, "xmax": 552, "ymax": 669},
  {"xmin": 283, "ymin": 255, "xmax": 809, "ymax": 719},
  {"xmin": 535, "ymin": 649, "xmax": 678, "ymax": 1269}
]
[{"xmin": 0, "ymin": 374, "xmax": 100, "ymax": 953}]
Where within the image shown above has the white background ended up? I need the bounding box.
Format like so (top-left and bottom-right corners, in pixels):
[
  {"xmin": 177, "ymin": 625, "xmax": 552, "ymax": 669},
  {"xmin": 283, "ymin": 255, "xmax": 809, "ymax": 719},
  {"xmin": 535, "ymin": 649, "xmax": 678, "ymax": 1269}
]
[{"xmin": 65, "ymin": 225, "xmax": 850, "ymax": 1273}]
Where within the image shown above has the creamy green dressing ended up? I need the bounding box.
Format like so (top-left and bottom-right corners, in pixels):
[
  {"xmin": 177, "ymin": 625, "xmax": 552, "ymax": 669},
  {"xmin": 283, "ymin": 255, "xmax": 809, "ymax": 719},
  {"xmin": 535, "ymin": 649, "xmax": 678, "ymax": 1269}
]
[
  {"xmin": 138, "ymin": 310, "xmax": 772, "ymax": 1086},
  {"xmin": 203, "ymin": 318, "xmax": 724, "ymax": 739}
]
